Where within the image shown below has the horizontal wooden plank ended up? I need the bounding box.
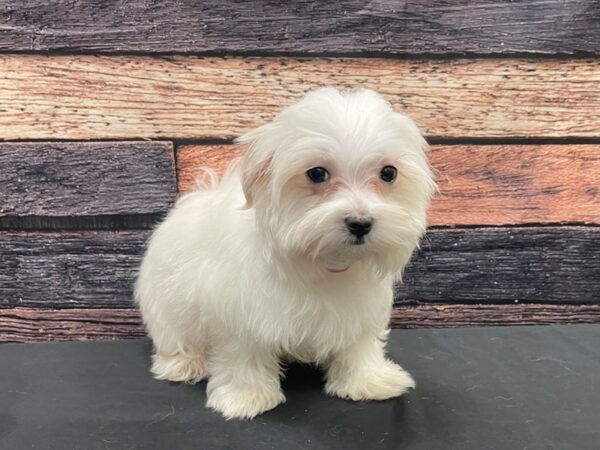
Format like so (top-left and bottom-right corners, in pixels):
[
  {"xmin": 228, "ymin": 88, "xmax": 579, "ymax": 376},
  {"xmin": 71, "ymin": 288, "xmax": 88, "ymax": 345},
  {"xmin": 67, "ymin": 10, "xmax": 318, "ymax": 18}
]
[
  {"xmin": 0, "ymin": 142, "xmax": 176, "ymax": 226},
  {"xmin": 1, "ymin": 56, "xmax": 598, "ymax": 140},
  {"xmin": 0, "ymin": 1, "xmax": 597, "ymax": 55},
  {"xmin": 0, "ymin": 231, "xmax": 149, "ymax": 309},
  {"xmin": 3, "ymin": 303, "xmax": 600, "ymax": 343},
  {"xmin": 398, "ymin": 227, "xmax": 600, "ymax": 303},
  {"xmin": 177, "ymin": 144, "xmax": 600, "ymax": 226},
  {"xmin": 1, "ymin": 228, "xmax": 598, "ymax": 309},
  {"xmin": 429, "ymin": 145, "xmax": 600, "ymax": 226},
  {"xmin": 0, "ymin": 308, "xmax": 144, "ymax": 343},
  {"xmin": 0, "ymin": 214, "xmax": 164, "ymax": 231},
  {"xmin": 390, "ymin": 303, "xmax": 600, "ymax": 328},
  {"xmin": 177, "ymin": 145, "xmax": 242, "ymax": 192}
]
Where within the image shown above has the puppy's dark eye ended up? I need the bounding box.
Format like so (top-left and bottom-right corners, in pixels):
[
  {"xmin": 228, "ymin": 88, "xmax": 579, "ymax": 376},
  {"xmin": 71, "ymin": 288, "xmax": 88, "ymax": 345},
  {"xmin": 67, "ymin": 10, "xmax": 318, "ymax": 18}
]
[
  {"xmin": 306, "ymin": 167, "xmax": 329, "ymax": 183},
  {"xmin": 380, "ymin": 165, "xmax": 397, "ymax": 183}
]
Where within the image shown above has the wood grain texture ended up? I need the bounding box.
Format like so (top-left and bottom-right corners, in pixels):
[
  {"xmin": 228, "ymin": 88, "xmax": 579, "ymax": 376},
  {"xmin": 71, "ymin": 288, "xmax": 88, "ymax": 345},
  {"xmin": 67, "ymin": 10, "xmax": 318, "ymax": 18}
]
[
  {"xmin": 177, "ymin": 144, "xmax": 600, "ymax": 225},
  {"xmin": 177, "ymin": 145, "xmax": 242, "ymax": 192},
  {"xmin": 0, "ymin": 142, "xmax": 176, "ymax": 226},
  {"xmin": 398, "ymin": 227, "xmax": 600, "ymax": 304},
  {"xmin": 3, "ymin": 303, "xmax": 599, "ymax": 343},
  {"xmin": 0, "ymin": 214, "xmax": 165, "ymax": 231},
  {"xmin": 390, "ymin": 303, "xmax": 600, "ymax": 328},
  {"xmin": 430, "ymin": 145, "xmax": 600, "ymax": 225},
  {"xmin": 0, "ymin": 231, "xmax": 149, "ymax": 309},
  {"xmin": 0, "ymin": 1, "xmax": 598, "ymax": 55},
  {"xmin": 1, "ymin": 55, "xmax": 599, "ymax": 140},
  {"xmin": 0, "ymin": 308, "xmax": 144, "ymax": 343},
  {"xmin": 1, "ymin": 228, "xmax": 598, "ymax": 309}
]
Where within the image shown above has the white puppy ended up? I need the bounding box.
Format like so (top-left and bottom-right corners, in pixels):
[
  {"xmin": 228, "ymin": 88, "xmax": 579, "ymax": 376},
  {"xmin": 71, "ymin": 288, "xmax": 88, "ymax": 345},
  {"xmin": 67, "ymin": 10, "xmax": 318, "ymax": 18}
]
[{"xmin": 135, "ymin": 88, "xmax": 435, "ymax": 420}]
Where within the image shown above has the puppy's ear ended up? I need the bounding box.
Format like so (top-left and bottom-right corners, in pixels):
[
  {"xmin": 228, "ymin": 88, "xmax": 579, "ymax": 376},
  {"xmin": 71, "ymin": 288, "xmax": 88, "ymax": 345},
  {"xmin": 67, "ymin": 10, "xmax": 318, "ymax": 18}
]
[
  {"xmin": 390, "ymin": 110, "xmax": 437, "ymax": 199},
  {"xmin": 236, "ymin": 123, "xmax": 276, "ymax": 207},
  {"xmin": 390, "ymin": 111, "xmax": 429, "ymax": 154}
]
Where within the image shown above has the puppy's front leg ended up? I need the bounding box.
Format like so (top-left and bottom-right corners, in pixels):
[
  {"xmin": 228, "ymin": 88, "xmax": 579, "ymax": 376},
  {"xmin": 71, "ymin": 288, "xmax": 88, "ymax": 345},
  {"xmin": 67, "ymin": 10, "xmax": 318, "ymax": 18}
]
[
  {"xmin": 324, "ymin": 332, "xmax": 415, "ymax": 401},
  {"xmin": 206, "ymin": 341, "xmax": 284, "ymax": 420}
]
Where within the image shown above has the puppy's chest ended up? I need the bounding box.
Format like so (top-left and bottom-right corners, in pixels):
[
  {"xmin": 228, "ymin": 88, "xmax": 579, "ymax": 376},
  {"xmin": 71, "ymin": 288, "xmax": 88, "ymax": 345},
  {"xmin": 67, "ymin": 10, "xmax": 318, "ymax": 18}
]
[{"xmin": 268, "ymin": 283, "xmax": 392, "ymax": 358}]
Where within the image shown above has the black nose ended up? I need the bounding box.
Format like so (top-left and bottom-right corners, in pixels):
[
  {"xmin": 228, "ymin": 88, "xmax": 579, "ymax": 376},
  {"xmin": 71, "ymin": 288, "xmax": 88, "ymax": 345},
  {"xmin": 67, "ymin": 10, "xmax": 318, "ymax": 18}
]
[{"xmin": 345, "ymin": 217, "xmax": 373, "ymax": 238}]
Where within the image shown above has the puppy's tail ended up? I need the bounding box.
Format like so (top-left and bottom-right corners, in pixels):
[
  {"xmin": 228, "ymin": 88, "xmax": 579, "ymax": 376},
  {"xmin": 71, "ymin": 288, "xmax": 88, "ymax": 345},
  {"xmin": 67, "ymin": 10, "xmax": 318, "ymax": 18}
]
[
  {"xmin": 176, "ymin": 157, "xmax": 243, "ymax": 207},
  {"xmin": 193, "ymin": 167, "xmax": 221, "ymax": 191},
  {"xmin": 192, "ymin": 157, "xmax": 242, "ymax": 192}
]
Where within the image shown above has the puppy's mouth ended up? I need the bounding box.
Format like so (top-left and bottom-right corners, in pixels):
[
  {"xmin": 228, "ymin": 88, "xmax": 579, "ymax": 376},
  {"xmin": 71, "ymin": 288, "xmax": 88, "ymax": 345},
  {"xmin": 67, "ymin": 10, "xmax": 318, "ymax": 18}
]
[
  {"xmin": 343, "ymin": 233, "xmax": 369, "ymax": 246},
  {"xmin": 325, "ymin": 256, "xmax": 352, "ymax": 273},
  {"xmin": 327, "ymin": 266, "xmax": 350, "ymax": 273},
  {"xmin": 349, "ymin": 236, "xmax": 366, "ymax": 246},
  {"xmin": 323, "ymin": 237, "xmax": 371, "ymax": 272}
]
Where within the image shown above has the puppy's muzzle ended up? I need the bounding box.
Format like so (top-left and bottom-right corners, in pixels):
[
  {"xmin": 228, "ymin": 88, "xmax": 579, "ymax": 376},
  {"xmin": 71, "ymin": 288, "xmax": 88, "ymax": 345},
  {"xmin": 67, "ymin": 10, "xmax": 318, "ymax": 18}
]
[{"xmin": 345, "ymin": 217, "xmax": 373, "ymax": 239}]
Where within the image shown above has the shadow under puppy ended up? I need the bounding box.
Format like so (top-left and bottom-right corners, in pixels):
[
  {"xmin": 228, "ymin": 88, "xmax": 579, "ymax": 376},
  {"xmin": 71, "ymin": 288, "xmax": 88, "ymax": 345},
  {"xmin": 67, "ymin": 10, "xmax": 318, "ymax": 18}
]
[{"xmin": 135, "ymin": 88, "xmax": 435, "ymax": 420}]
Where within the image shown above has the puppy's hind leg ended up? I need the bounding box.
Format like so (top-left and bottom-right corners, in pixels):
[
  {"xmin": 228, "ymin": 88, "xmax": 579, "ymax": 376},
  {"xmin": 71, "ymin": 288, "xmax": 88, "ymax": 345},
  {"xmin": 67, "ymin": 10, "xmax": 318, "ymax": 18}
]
[
  {"xmin": 151, "ymin": 351, "xmax": 207, "ymax": 384},
  {"xmin": 149, "ymin": 328, "xmax": 207, "ymax": 384}
]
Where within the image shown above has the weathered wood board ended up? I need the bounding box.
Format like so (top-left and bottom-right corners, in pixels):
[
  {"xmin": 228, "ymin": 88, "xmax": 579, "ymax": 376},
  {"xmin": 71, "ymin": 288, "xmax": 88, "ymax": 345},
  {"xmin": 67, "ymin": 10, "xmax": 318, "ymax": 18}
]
[
  {"xmin": 1, "ymin": 228, "xmax": 597, "ymax": 309},
  {"xmin": 7, "ymin": 142, "xmax": 596, "ymax": 229},
  {"xmin": 398, "ymin": 227, "xmax": 600, "ymax": 303},
  {"xmin": 3, "ymin": 303, "xmax": 600, "ymax": 343},
  {"xmin": 1, "ymin": 56, "xmax": 599, "ymax": 140},
  {"xmin": 429, "ymin": 145, "xmax": 600, "ymax": 226},
  {"xmin": 0, "ymin": 214, "xmax": 164, "ymax": 231},
  {"xmin": 177, "ymin": 144, "xmax": 600, "ymax": 226},
  {"xmin": 177, "ymin": 145, "xmax": 243, "ymax": 192},
  {"xmin": 0, "ymin": 1, "xmax": 597, "ymax": 55},
  {"xmin": 0, "ymin": 231, "xmax": 149, "ymax": 309},
  {"xmin": 0, "ymin": 308, "xmax": 146, "ymax": 343},
  {"xmin": 390, "ymin": 303, "xmax": 600, "ymax": 329},
  {"xmin": 0, "ymin": 142, "xmax": 176, "ymax": 228}
]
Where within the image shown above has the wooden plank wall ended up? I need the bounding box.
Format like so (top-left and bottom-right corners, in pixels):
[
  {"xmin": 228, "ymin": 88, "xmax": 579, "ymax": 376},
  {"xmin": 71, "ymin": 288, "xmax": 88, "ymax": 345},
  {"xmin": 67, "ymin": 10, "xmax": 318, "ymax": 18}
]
[{"xmin": 0, "ymin": 1, "xmax": 599, "ymax": 342}]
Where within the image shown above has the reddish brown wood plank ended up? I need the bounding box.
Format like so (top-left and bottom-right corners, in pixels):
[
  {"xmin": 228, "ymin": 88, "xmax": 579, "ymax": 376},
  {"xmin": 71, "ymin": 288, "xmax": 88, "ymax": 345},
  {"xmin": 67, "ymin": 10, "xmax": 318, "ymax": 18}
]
[
  {"xmin": 2, "ymin": 56, "xmax": 599, "ymax": 140},
  {"xmin": 429, "ymin": 145, "xmax": 600, "ymax": 226},
  {"xmin": 0, "ymin": 1, "xmax": 597, "ymax": 55},
  {"xmin": 391, "ymin": 303, "xmax": 600, "ymax": 328},
  {"xmin": 0, "ymin": 142, "xmax": 176, "ymax": 228},
  {"xmin": 0, "ymin": 308, "xmax": 144, "ymax": 343},
  {"xmin": 177, "ymin": 144, "xmax": 600, "ymax": 225},
  {"xmin": 3, "ymin": 304, "xmax": 599, "ymax": 343},
  {"xmin": 177, "ymin": 145, "xmax": 242, "ymax": 192}
]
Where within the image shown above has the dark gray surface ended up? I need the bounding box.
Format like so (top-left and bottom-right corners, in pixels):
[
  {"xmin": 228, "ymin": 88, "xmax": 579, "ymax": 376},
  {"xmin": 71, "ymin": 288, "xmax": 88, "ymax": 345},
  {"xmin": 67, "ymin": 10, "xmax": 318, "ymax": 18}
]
[{"xmin": 1, "ymin": 326, "xmax": 599, "ymax": 450}]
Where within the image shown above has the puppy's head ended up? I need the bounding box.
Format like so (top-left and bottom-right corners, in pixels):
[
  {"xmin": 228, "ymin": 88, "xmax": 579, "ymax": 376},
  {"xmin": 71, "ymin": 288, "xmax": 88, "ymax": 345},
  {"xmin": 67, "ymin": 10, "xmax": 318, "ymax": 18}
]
[{"xmin": 237, "ymin": 88, "xmax": 435, "ymax": 277}]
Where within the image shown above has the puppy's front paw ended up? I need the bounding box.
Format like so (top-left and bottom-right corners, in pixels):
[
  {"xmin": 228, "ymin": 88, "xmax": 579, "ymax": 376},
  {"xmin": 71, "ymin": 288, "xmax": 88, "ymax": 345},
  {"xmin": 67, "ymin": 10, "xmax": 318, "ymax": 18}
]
[
  {"xmin": 206, "ymin": 383, "xmax": 285, "ymax": 420},
  {"xmin": 325, "ymin": 360, "xmax": 415, "ymax": 401}
]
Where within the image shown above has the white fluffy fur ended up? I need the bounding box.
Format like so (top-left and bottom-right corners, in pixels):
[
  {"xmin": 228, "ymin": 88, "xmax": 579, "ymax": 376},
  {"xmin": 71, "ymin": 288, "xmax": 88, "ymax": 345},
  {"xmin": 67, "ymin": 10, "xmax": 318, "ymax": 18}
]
[{"xmin": 135, "ymin": 88, "xmax": 435, "ymax": 420}]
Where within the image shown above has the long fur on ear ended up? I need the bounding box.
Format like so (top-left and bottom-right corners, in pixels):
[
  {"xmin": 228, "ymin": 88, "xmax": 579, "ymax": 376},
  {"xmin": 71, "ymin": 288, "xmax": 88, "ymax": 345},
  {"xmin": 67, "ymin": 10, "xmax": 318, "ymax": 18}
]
[
  {"xmin": 390, "ymin": 111, "xmax": 437, "ymax": 198},
  {"xmin": 235, "ymin": 123, "xmax": 277, "ymax": 207},
  {"xmin": 390, "ymin": 111, "xmax": 429, "ymax": 154}
]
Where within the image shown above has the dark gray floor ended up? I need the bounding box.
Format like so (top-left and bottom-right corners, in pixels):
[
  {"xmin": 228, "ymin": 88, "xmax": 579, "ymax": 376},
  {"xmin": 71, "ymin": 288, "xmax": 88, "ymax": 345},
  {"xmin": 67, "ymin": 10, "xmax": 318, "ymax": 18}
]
[{"xmin": 1, "ymin": 325, "xmax": 599, "ymax": 450}]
